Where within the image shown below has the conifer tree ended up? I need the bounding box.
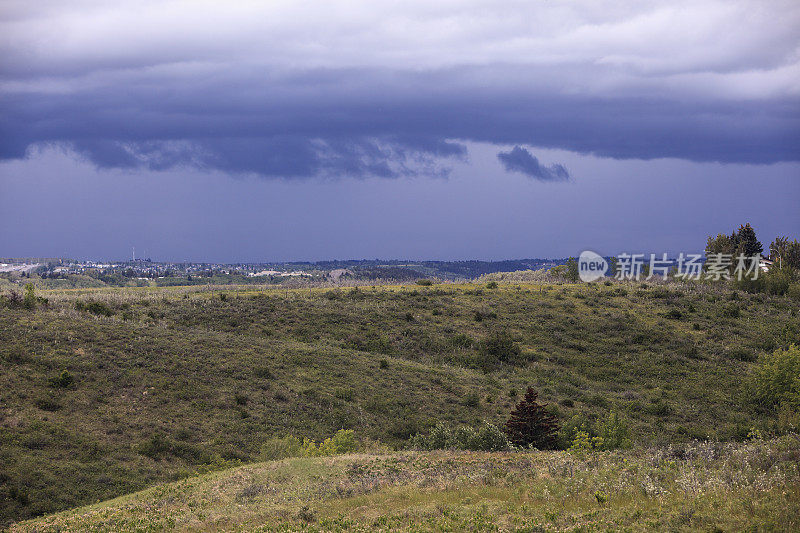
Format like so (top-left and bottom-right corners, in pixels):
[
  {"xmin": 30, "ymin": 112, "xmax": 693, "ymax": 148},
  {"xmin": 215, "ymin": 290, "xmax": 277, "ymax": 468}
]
[
  {"xmin": 735, "ymin": 223, "xmax": 763, "ymax": 257},
  {"xmin": 503, "ymin": 387, "xmax": 560, "ymax": 449}
]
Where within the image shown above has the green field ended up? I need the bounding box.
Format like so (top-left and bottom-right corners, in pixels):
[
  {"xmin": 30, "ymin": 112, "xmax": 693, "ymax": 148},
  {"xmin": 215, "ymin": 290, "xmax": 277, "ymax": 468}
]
[{"xmin": 1, "ymin": 279, "xmax": 799, "ymax": 527}]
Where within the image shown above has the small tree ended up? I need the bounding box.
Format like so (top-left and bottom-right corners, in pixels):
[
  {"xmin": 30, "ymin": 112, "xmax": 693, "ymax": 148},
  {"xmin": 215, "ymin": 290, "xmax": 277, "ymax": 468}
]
[
  {"xmin": 503, "ymin": 387, "xmax": 560, "ymax": 449},
  {"xmin": 23, "ymin": 283, "xmax": 36, "ymax": 310},
  {"xmin": 565, "ymin": 257, "xmax": 579, "ymax": 282},
  {"xmin": 735, "ymin": 223, "xmax": 763, "ymax": 257},
  {"xmin": 770, "ymin": 236, "xmax": 800, "ymax": 269},
  {"xmin": 705, "ymin": 233, "xmax": 735, "ymax": 256}
]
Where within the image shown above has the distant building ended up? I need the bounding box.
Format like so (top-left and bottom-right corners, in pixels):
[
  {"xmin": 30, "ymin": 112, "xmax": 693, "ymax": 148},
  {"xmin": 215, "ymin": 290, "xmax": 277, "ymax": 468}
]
[{"xmin": 759, "ymin": 255, "xmax": 774, "ymax": 272}]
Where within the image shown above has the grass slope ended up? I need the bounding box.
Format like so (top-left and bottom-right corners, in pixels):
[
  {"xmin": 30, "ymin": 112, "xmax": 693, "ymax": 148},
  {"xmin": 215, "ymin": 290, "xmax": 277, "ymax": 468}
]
[
  {"xmin": 1, "ymin": 281, "xmax": 799, "ymax": 525},
  {"xmin": 11, "ymin": 436, "xmax": 800, "ymax": 532}
]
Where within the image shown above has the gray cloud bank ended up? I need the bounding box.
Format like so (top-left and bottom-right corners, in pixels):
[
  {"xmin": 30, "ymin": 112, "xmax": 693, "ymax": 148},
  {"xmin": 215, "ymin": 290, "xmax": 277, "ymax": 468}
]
[
  {"xmin": 1, "ymin": 1, "xmax": 799, "ymax": 178},
  {"xmin": 497, "ymin": 147, "xmax": 570, "ymax": 181}
]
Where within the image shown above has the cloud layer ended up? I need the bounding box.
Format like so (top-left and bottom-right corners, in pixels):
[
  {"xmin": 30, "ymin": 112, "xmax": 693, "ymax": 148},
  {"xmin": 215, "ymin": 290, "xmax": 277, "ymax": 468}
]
[
  {"xmin": 497, "ymin": 147, "xmax": 570, "ymax": 182},
  {"xmin": 1, "ymin": 0, "xmax": 799, "ymax": 177}
]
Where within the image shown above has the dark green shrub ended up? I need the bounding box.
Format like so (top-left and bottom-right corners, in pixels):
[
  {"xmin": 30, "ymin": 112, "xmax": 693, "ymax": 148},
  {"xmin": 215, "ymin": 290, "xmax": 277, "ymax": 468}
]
[
  {"xmin": 136, "ymin": 434, "xmax": 173, "ymax": 459},
  {"xmin": 463, "ymin": 391, "xmax": 480, "ymax": 407},
  {"xmin": 254, "ymin": 366, "xmax": 274, "ymax": 379},
  {"xmin": 379, "ymin": 359, "xmax": 389, "ymax": 369},
  {"xmin": 478, "ymin": 331, "xmax": 520, "ymax": 368},
  {"xmin": 721, "ymin": 304, "xmax": 740, "ymax": 318},
  {"xmin": 788, "ymin": 283, "xmax": 800, "ymax": 301},
  {"xmin": 76, "ymin": 300, "xmax": 114, "ymax": 317},
  {"xmin": 48, "ymin": 370, "xmax": 74, "ymax": 389},
  {"xmin": 486, "ymin": 281, "xmax": 498, "ymax": 289},
  {"xmin": 665, "ymin": 309, "xmax": 682, "ymax": 319},
  {"xmin": 416, "ymin": 279, "xmax": 432, "ymax": 286},
  {"xmin": 334, "ymin": 388, "xmax": 355, "ymax": 401},
  {"xmin": 34, "ymin": 396, "xmax": 61, "ymax": 412},
  {"xmin": 450, "ymin": 333, "xmax": 474, "ymax": 348},
  {"xmin": 645, "ymin": 400, "xmax": 671, "ymax": 416},
  {"xmin": 764, "ymin": 269, "xmax": 792, "ymax": 296},
  {"xmin": 728, "ymin": 347, "xmax": 757, "ymax": 362},
  {"xmin": 23, "ymin": 283, "xmax": 36, "ymax": 309},
  {"xmin": 136, "ymin": 434, "xmax": 209, "ymax": 462}
]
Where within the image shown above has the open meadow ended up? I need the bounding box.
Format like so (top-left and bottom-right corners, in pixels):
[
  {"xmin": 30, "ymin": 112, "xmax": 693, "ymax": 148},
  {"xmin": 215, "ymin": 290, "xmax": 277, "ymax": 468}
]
[{"xmin": 2, "ymin": 279, "xmax": 799, "ymax": 528}]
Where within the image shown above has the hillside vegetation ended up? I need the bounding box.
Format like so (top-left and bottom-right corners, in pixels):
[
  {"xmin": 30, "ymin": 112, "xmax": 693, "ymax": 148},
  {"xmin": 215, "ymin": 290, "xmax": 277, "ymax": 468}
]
[
  {"xmin": 11, "ymin": 436, "xmax": 800, "ymax": 532},
  {"xmin": 1, "ymin": 280, "xmax": 799, "ymax": 525}
]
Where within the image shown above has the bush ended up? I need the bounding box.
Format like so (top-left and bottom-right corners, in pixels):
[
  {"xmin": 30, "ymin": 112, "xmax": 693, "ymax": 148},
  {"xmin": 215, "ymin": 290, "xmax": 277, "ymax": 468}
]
[
  {"xmin": 23, "ymin": 283, "xmax": 36, "ymax": 309},
  {"xmin": 75, "ymin": 300, "xmax": 114, "ymax": 317},
  {"xmin": 301, "ymin": 429, "xmax": 358, "ymax": 457},
  {"xmin": 559, "ymin": 412, "xmax": 631, "ymax": 451},
  {"xmin": 416, "ymin": 279, "xmax": 432, "ymax": 286},
  {"xmin": 486, "ymin": 281, "xmax": 498, "ymax": 289},
  {"xmin": 463, "ymin": 392, "xmax": 480, "ymax": 407},
  {"xmin": 764, "ymin": 268, "xmax": 793, "ymax": 296},
  {"xmin": 747, "ymin": 344, "xmax": 800, "ymax": 412},
  {"xmin": 260, "ymin": 435, "xmax": 303, "ymax": 460},
  {"xmin": 136, "ymin": 434, "xmax": 210, "ymax": 462},
  {"xmin": 596, "ymin": 412, "xmax": 632, "ymax": 449},
  {"xmin": 334, "ymin": 388, "xmax": 355, "ymax": 401},
  {"xmin": 721, "ymin": 304, "xmax": 740, "ymax": 318},
  {"xmin": 788, "ymin": 283, "xmax": 800, "ymax": 301},
  {"xmin": 568, "ymin": 430, "xmax": 603, "ymax": 455},
  {"xmin": 254, "ymin": 366, "xmax": 274, "ymax": 379},
  {"xmin": 478, "ymin": 331, "xmax": 521, "ymax": 369},
  {"xmin": 48, "ymin": 370, "xmax": 75, "ymax": 389},
  {"xmin": 408, "ymin": 421, "xmax": 512, "ymax": 451},
  {"xmin": 4, "ymin": 289, "xmax": 23, "ymax": 308}
]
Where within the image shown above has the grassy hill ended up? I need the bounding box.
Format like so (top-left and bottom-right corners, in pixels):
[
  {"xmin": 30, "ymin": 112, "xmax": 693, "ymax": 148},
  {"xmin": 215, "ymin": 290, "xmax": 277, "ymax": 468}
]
[
  {"xmin": 11, "ymin": 436, "xmax": 800, "ymax": 532},
  {"xmin": 1, "ymin": 280, "xmax": 799, "ymax": 525}
]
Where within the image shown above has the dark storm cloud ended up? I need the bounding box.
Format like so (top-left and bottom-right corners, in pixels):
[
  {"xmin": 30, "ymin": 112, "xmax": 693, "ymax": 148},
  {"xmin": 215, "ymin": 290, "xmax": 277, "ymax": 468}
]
[
  {"xmin": 497, "ymin": 146, "xmax": 570, "ymax": 182},
  {"xmin": 2, "ymin": 69, "xmax": 796, "ymax": 179},
  {"xmin": 70, "ymin": 136, "xmax": 464, "ymax": 179},
  {"xmin": 1, "ymin": 1, "xmax": 799, "ymax": 177}
]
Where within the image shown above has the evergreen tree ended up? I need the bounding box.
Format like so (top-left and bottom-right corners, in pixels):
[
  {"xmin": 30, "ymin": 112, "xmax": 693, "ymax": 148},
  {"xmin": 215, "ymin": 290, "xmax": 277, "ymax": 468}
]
[
  {"xmin": 735, "ymin": 223, "xmax": 763, "ymax": 257},
  {"xmin": 503, "ymin": 387, "xmax": 560, "ymax": 449}
]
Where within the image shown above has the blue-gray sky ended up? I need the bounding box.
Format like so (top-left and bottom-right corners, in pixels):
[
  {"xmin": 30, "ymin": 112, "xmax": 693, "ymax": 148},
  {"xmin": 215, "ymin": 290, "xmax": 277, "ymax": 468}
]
[{"xmin": 1, "ymin": 0, "xmax": 798, "ymax": 261}]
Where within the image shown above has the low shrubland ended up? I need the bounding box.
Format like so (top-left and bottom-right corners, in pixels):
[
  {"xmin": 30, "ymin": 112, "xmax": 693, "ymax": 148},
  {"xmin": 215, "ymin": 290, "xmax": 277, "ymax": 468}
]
[{"xmin": 2, "ymin": 279, "xmax": 800, "ymax": 525}]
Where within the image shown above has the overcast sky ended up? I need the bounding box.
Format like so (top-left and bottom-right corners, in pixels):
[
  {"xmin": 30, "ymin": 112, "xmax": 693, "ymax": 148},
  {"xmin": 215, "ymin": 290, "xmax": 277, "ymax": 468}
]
[{"xmin": 1, "ymin": 0, "xmax": 798, "ymax": 261}]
